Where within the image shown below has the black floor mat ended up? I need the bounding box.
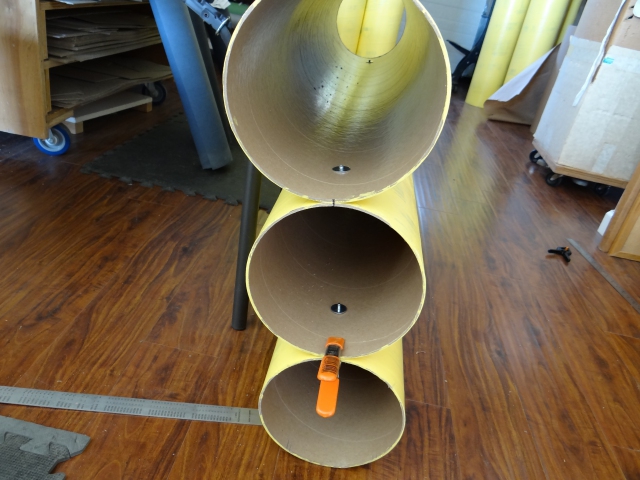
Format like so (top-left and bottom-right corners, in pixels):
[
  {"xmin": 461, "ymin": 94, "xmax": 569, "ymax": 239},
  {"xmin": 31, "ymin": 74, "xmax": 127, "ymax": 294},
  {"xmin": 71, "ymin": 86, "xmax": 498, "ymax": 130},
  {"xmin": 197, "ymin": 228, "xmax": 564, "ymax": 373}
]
[{"xmin": 82, "ymin": 113, "xmax": 281, "ymax": 210}]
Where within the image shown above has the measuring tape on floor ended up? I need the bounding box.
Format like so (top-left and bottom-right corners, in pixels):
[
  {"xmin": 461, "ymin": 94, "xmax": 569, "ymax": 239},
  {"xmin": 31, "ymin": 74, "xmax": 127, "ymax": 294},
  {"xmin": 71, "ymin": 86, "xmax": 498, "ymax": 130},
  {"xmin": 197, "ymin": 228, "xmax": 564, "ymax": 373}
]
[
  {"xmin": 0, "ymin": 386, "xmax": 262, "ymax": 426},
  {"xmin": 568, "ymin": 239, "xmax": 640, "ymax": 315}
]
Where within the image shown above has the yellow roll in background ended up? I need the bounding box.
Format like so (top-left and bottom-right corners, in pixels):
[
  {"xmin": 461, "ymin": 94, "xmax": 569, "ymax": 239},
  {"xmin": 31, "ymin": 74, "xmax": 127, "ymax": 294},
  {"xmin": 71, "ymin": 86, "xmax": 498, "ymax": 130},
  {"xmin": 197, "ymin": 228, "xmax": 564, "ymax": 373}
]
[
  {"xmin": 466, "ymin": 0, "xmax": 532, "ymax": 107},
  {"xmin": 247, "ymin": 176, "xmax": 425, "ymax": 358},
  {"xmin": 224, "ymin": 0, "xmax": 450, "ymax": 203},
  {"xmin": 504, "ymin": 0, "xmax": 572, "ymax": 82},
  {"xmin": 356, "ymin": 0, "xmax": 405, "ymax": 58},
  {"xmin": 556, "ymin": 0, "xmax": 582, "ymax": 45},
  {"xmin": 336, "ymin": 0, "xmax": 367, "ymax": 54},
  {"xmin": 259, "ymin": 338, "xmax": 405, "ymax": 468}
]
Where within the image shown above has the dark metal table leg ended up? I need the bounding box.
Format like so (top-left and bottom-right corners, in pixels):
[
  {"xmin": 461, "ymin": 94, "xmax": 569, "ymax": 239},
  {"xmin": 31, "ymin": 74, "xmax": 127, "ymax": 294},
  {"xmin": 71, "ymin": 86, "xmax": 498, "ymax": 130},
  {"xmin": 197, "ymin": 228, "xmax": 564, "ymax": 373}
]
[{"xmin": 231, "ymin": 162, "xmax": 262, "ymax": 331}]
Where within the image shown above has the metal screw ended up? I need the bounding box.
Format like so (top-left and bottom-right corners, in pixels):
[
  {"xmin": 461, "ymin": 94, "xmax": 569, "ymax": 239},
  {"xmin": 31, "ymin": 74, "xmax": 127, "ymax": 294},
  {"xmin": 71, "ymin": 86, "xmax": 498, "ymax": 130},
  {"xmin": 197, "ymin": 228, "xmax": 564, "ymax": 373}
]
[{"xmin": 331, "ymin": 303, "xmax": 347, "ymax": 314}]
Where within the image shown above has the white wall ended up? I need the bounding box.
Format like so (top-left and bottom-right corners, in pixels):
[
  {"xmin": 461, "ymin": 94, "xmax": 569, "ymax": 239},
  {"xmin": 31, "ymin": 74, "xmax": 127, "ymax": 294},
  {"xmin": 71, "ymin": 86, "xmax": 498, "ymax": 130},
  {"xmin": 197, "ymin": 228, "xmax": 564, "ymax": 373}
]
[{"xmin": 420, "ymin": 0, "xmax": 486, "ymax": 69}]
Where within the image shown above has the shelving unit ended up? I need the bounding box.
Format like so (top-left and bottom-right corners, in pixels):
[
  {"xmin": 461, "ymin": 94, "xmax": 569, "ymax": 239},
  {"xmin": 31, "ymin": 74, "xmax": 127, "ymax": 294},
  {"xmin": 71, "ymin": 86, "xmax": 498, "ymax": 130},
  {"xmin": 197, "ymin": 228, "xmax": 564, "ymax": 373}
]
[{"xmin": 0, "ymin": 0, "xmax": 169, "ymax": 142}]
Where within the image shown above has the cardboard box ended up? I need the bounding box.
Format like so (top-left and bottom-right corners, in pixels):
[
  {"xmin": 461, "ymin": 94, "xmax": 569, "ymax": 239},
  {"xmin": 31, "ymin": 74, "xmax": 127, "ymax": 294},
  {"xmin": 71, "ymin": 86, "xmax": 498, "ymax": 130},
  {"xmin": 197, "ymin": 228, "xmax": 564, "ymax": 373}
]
[
  {"xmin": 530, "ymin": 25, "xmax": 576, "ymax": 133},
  {"xmin": 533, "ymin": 0, "xmax": 640, "ymax": 185}
]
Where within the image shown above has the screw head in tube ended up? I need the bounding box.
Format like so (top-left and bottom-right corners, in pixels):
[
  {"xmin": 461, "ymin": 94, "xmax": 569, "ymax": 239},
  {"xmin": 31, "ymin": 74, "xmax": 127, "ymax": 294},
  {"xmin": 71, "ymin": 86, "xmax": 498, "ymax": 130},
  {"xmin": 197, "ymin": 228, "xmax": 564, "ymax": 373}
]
[{"xmin": 331, "ymin": 303, "xmax": 347, "ymax": 314}]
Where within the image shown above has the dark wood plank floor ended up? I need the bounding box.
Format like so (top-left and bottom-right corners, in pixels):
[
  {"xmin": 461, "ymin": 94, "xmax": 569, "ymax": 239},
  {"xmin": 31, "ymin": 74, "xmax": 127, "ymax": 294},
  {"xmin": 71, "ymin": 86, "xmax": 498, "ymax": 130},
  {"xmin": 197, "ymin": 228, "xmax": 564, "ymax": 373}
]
[{"xmin": 1, "ymin": 82, "xmax": 640, "ymax": 479}]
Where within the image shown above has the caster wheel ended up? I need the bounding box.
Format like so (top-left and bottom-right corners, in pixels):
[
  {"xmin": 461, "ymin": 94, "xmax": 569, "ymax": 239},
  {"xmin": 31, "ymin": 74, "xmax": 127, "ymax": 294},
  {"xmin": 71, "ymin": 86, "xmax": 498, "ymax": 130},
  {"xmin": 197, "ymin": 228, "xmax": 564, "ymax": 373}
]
[
  {"xmin": 594, "ymin": 184, "xmax": 611, "ymax": 196},
  {"xmin": 546, "ymin": 172, "xmax": 564, "ymax": 187},
  {"xmin": 142, "ymin": 81, "xmax": 167, "ymax": 105},
  {"xmin": 33, "ymin": 125, "xmax": 70, "ymax": 156},
  {"xmin": 572, "ymin": 178, "xmax": 589, "ymax": 187},
  {"xmin": 529, "ymin": 149, "xmax": 547, "ymax": 167}
]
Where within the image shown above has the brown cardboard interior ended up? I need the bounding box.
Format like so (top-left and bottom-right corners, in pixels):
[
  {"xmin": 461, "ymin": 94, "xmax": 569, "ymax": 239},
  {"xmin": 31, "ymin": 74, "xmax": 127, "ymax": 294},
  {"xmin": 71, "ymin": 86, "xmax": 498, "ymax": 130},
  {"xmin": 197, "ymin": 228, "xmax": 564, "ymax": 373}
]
[
  {"xmin": 248, "ymin": 206, "xmax": 424, "ymax": 357},
  {"xmin": 224, "ymin": 0, "xmax": 449, "ymax": 202},
  {"xmin": 260, "ymin": 361, "xmax": 404, "ymax": 468}
]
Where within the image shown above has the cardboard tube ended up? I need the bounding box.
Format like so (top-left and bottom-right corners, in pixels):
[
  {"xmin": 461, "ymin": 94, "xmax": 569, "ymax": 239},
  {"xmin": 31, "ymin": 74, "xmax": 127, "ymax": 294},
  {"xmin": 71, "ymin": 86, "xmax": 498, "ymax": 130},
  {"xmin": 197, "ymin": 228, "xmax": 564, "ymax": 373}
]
[
  {"xmin": 224, "ymin": 0, "xmax": 450, "ymax": 203},
  {"xmin": 504, "ymin": 0, "xmax": 572, "ymax": 83},
  {"xmin": 336, "ymin": 0, "xmax": 367, "ymax": 54},
  {"xmin": 356, "ymin": 0, "xmax": 406, "ymax": 58},
  {"xmin": 556, "ymin": 0, "xmax": 582, "ymax": 45},
  {"xmin": 247, "ymin": 176, "xmax": 424, "ymax": 358},
  {"xmin": 466, "ymin": 0, "xmax": 532, "ymax": 108},
  {"xmin": 260, "ymin": 338, "xmax": 405, "ymax": 468}
]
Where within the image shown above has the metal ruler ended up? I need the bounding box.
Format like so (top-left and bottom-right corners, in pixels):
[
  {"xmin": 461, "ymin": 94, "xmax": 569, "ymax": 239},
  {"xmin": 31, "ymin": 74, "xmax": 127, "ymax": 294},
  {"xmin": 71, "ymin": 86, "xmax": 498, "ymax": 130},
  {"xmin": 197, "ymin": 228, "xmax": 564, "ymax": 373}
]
[
  {"xmin": 0, "ymin": 386, "xmax": 262, "ymax": 426},
  {"xmin": 568, "ymin": 239, "xmax": 640, "ymax": 315}
]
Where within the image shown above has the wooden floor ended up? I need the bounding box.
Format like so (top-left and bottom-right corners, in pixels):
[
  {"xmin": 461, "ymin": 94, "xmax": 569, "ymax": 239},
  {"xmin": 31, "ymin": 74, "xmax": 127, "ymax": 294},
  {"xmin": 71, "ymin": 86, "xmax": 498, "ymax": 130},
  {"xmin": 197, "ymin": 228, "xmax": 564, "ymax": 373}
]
[{"xmin": 1, "ymin": 82, "xmax": 640, "ymax": 479}]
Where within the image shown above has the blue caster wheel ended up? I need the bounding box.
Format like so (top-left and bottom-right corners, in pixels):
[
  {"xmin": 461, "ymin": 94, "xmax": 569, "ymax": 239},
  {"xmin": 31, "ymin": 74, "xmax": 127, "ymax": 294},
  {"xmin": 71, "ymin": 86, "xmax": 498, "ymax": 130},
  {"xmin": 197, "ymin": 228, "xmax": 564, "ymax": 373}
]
[
  {"xmin": 142, "ymin": 81, "xmax": 167, "ymax": 105},
  {"xmin": 33, "ymin": 125, "xmax": 70, "ymax": 156}
]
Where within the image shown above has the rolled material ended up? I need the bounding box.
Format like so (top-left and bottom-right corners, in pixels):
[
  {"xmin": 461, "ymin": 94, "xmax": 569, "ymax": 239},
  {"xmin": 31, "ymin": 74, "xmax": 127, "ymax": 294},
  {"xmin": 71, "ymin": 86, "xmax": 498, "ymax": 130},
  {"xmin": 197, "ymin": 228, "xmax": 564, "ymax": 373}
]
[
  {"xmin": 224, "ymin": 0, "xmax": 450, "ymax": 202},
  {"xmin": 504, "ymin": 0, "xmax": 572, "ymax": 83},
  {"xmin": 336, "ymin": 0, "xmax": 367, "ymax": 54},
  {"xmin": 149, "ymin": 0, "xmax": 232, "ymax": 170},
  {"xmin": 260, "ymin": 338, "xmax": 405, "ymax": 468},
  {"xmin": 466, "ymin": 0, "xmax": 532, "ymax": 108},
  {"xmin": 556, "ymin": 0, "xmax": 582, "ymax": 45},
  {"xmin": 356, "ymin": 0, "xmax": 405, "ymax": 58},
  {"xmin": 247, "ymin": 176, "xmax": 424, "ymax": 357}
]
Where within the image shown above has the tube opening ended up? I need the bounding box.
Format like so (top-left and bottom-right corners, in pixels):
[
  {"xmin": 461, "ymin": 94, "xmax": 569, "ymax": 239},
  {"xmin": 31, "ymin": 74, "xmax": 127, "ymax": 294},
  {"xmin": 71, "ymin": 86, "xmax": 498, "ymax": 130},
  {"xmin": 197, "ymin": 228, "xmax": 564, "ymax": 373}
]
[
  {"xmin": 248, "ymin": 206, "xmax": 423, "ymax": 356},
  {"xmin": 224, "ymin": 0, "xmax": 450, "ymax": 201},
  {"xmin": 260, "ymin": 361, "xmax": 404, "ymax": 468},
  {"xmin": 336, "ymin": 0, "xmax": 406, "ymax": 58}
]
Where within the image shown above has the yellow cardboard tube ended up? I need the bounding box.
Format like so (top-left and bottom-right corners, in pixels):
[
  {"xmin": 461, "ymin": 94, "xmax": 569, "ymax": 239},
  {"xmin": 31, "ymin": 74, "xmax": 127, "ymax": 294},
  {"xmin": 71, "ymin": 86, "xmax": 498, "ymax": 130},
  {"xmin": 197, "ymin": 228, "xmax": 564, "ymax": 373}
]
[
  {"xmin": 466, "ymin": 0, "xmax": 532, "ymax": 107},
  {"xmin": 504, "ymin": 0, "xmax": 572, "ymax": 82},
  {"xmin": 556, "ymin": 0, "xmax": 581, "ymax": 45},
  {"xmin": 336, "ymin": 0, "xmax": 367, "ymax": 54},
  {"xmin": 356, "ymin": 0, "xmax": 405, "ymax": 58},
  {"xmin": 259, "ymin": 338, "xmax": 405, "ymax": 468},
  {"xmin": 224, "ymin": 0, "xmax": 450, "ymax": 203},
  {"xmin": 247, "ymin": 176, "xmax": 425, "ymax": 358}
]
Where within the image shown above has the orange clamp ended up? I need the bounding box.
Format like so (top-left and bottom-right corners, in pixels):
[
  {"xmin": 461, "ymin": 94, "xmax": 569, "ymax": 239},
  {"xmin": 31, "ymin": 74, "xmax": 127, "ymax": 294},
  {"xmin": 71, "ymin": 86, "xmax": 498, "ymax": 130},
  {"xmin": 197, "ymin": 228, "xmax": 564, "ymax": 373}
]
[{"xmin": 316, "ymin": 337, "xmax": 345, "ymax": 418}]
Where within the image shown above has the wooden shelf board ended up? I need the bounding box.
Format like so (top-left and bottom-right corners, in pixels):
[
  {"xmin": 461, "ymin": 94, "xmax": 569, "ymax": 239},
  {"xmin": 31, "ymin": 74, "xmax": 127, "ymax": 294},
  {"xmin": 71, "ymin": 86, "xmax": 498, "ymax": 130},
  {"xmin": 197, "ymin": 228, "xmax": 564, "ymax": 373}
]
[
  {"xmin": 65, "ymin": 91, "xmax": 151, "ymax": 123},
  {"xmin": 46, "ymin": 107, "xmax": 74, "ymax": 128},
  {"xmin": 46, "ymin": 73, "xmax": 171, "ymax": 126},
  {"xmin": 40, "ymin": 0, "xmax": 148, "ymax": 11}
]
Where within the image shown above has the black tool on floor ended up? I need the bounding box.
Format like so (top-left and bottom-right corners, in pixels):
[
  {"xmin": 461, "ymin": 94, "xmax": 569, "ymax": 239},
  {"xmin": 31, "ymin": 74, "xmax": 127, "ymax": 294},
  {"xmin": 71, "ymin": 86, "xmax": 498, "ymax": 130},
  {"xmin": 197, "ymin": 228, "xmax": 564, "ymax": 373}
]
[{"xmin": 548, "ymin": 246, "xmax": 572, "ymax": 263}]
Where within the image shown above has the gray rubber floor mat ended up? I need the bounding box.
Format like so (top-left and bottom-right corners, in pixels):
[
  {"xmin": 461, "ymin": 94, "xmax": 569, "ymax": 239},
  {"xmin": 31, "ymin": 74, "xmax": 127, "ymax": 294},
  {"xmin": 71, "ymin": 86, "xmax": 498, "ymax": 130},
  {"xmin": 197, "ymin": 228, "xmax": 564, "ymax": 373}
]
[
  {"xmin": 0, "ymin": 416, "xmax": 90, "ymax": 480},
  {"xmin": 82, "ymin": 113, "xmax": 281, "ymax": 210}
]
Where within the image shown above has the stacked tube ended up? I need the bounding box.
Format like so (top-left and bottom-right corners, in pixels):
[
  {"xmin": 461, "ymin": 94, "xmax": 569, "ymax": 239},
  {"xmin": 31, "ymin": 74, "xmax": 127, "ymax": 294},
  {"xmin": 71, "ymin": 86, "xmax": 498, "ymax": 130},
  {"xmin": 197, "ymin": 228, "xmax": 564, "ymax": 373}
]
[{"xmin": 224, "ymin": 0, "xmax": 450, "ymax": 468}]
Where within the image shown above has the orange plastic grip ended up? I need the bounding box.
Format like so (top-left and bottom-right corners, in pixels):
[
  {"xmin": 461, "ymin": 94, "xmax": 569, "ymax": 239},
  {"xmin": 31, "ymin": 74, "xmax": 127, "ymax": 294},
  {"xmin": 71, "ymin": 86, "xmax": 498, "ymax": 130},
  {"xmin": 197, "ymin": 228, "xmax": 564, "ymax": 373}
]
[
  {"xmin": 318, "ymin": 355, "xmax": 341, "ymax": 382},
  {"xmin": 316, "ymin": 378, "xmax": 340, "ymax": 418},
  {"xmin": 326, "ymin": 337, "xmax": 345, "ymax": 350},
  {"xmin": 316, "ymin": 337, "xmax": 345, "ymax": 418}
]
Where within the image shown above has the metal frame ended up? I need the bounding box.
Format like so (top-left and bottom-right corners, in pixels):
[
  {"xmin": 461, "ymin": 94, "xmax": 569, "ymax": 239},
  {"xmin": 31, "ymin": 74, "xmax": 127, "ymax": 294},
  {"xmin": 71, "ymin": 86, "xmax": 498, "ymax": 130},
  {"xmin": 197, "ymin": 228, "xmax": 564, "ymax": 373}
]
[{"xmin": 231, "ymin": 163, "xmax": 262, "ymax": 330}]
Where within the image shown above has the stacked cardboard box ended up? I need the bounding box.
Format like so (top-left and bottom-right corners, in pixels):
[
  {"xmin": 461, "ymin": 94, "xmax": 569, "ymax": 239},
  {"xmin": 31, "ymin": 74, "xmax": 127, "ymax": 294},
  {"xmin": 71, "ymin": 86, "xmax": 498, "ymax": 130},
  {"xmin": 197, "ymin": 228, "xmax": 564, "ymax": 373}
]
[{"xmin": 533, "ymin": 0, "xmax": 640, "ymax": 186}]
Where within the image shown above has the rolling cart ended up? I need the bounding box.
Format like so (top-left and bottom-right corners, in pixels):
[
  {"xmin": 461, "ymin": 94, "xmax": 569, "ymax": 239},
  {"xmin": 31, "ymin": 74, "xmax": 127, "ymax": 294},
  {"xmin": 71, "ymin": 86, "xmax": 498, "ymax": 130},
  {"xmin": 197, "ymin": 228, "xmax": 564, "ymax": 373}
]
[
  {"xmin": 0, "ymin": 0, "xmax": 171, "ymax": 157},
  {"xmin": 528, "ymin": 146, "xmax": 628, "ymax": 196}
]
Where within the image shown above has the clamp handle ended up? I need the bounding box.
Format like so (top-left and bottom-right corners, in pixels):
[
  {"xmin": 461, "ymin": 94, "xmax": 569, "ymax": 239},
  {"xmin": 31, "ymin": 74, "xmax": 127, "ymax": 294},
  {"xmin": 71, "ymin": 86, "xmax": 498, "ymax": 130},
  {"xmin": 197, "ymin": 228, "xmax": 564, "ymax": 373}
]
[{"xmin": 316, "ymin": 337, "xmax": 345, "ymax": 418}]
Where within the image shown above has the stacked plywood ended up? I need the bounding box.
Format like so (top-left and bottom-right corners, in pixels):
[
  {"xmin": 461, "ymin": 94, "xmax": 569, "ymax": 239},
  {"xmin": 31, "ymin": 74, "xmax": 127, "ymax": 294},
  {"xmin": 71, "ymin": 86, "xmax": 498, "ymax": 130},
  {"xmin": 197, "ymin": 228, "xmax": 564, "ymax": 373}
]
[
  {"xmin": 50, "ymin": 57, "xmax": 171, "ymax": 108},
  {"xmin": 47, "ymin": 11, "xmax": 160, "ymax": 64}
]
